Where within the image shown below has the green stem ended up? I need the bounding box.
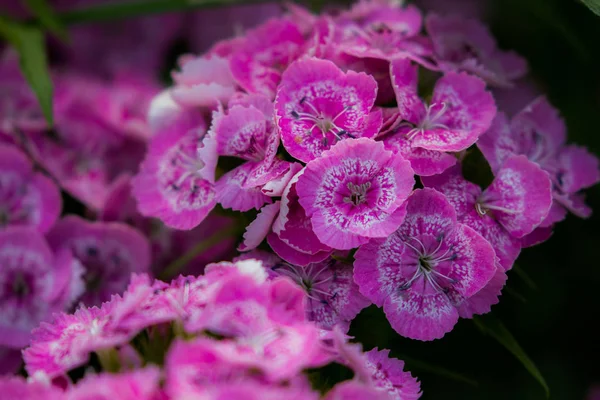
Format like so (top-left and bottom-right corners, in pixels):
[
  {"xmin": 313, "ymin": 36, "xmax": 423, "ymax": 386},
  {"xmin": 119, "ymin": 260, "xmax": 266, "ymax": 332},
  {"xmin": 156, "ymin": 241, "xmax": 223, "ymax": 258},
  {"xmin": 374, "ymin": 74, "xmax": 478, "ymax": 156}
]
[
  {"xmin": 158, "ymin": 225, "xmax": 241, "ymax": 281},
  {"xmin": 56, "ymin": 0, "xmax": 282, "ymax": 25},
  {"xmin": 96, "ymin": 348, "xmax": 121, "ymax": 373}
]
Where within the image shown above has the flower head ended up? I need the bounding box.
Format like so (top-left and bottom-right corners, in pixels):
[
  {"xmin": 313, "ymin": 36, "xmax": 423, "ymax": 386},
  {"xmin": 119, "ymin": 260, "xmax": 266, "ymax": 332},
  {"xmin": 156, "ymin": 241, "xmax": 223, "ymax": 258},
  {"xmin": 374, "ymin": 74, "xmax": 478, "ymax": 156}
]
[
  {"xmin": 425, "ymin": 13, "xmax": 527, "ymax": 87},
  {"xmin": 275, "ymin": 57, "xmax": 383, "ymax": 162},
  {"xmin": 46, "ymin": 216, "xmax": 151, "ymax": 306},
  {"xmin": 0, "ymin": 144, "xmax": 61, "ymax": 233},
  {"xmin": 296, "ymin": 138, "xmax": 414, "ymax": 249},
  {"xmin": 0, "ymin": 227, "xmax": 80, "ymax": 348},
  {"xmin": 270, "ymin": 257, "xmax": 371, "ymax": 332},
  {"xmin": 132, "ymin": 113, "xmax": 217, "ymax": 230},
  {"xmin": 381, "ymin": 58, "xmax": 495, "ymax": 175},
  {"xmin": 354, "ymin": 189, "xmax": 496, "ymax": 340}
]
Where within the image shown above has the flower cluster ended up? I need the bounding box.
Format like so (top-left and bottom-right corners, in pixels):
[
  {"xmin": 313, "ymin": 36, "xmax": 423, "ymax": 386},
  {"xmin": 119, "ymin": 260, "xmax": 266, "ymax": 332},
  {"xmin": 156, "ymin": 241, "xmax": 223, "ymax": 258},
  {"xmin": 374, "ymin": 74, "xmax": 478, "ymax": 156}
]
[
  {"xmin": 0, "ymin": 0, "xmax": 599, "ymax": 396},
  {"xmin": 131, "ymin": 0, "xmax": 598, "ymax": 342},
  {"xmin": 7, "ymin": 259, "xmax": 421, "ymax": 399}
]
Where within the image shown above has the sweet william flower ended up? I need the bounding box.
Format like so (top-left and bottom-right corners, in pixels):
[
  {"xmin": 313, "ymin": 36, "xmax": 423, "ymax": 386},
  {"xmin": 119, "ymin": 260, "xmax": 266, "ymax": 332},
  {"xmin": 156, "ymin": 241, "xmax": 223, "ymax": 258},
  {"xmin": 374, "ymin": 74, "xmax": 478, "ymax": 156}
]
[
  {"xmin": 380, "ymin": 58, "xmax": 496, "ymax": 176},
  {"xmin": 275, "ymin": 57, "xmax": 383, "ymax": 162},
  {"xmin": 354, "ymin": 189, "xmax": 497, "ymax": 340},
  {"xmin": 0, "ymin": 227, "xmax": 82, "ymax": 349},
  {"xmin": 230, "ymin": 18, "xmax": 306, "ymax": 98},
  {"xmin": 46, "ymin": 215, "xmax": 151, "ymax": 306},
  {"xmin": 425, "ymin": 13, "xmax": 528, "ymax": 87},
  {"xmin": 0, "ymin": 144, "xmax": 62, "ymax": 233},
  {"xmin": 132, "ymin": 109, "xmax": 217, "ymax": 230},
  {"xmin": 296, "ymin": 138, "xmax": 414, "ymax": 250},
  {"xmin": 0, "ymin": 376, "xmax": 62, "ymax": 400},
  {"xmin": 478, "ymin": 97, "xmax": 600, "ymax": 227},
  {"xmin": 270, "ymin": 257, "xmax": 371, "ymax": 332},
  {"xmin": 171, "ymin": 55, "xmax": 237, "ymax": 108},
  {"xmin": 364, "ymin": 348, "xmax": 422, "ymax": 400},
  {"xmin": 65, "ymin": 367, "xmax": 161, "ymax": 400},
  {"xmin": 213, "ymin": 100, "xmax": 298, "ymax": 211},
  {"xmin": 267, "ymin": 168, "xmax": 334, "ymax": 266}
]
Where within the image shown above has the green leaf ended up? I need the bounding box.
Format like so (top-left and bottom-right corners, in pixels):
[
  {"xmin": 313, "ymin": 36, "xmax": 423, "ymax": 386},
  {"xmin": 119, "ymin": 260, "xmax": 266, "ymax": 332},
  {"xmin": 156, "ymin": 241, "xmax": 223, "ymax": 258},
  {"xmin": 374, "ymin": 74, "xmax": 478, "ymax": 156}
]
[
  {"xmin": 581, "ymin": 0, "xmax": 600, "ymax": 16},
  {"xmin": 474, "ymin": 314, "xmax": 549, "ymax": 397},
  {"xmin": 399, "ymin": 355, "xmax": 478, "ymax": 387},
  {"xmin": 24, "ymin": 0, "xmax": 67, "ymax": 39},
  {"xmin": 0, "ymin": 17, "xmax": 54, "ymax": 125}
]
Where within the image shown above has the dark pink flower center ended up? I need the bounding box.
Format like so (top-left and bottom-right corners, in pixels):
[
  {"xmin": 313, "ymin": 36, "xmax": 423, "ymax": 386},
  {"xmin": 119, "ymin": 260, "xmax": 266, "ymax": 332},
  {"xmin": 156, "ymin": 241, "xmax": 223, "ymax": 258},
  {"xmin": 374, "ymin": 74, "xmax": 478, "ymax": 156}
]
[
  {"xmin": 291, "ymin": 98, "xmax": 355, "ymax": 147},
  {"xmin": 400, "ymin": 235, "xmax": 457, "ymax": 294}
]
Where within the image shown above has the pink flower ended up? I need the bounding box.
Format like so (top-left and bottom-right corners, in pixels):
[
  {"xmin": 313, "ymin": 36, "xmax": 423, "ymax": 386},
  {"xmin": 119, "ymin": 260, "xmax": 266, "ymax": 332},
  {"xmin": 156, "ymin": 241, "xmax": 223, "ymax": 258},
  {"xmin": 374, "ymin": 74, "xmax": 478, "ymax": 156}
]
[
  {"xmin": 23, "ymin": 304, "xmax": 125, "ymax": 378},
  {"xmin": 354, "ymin": 189, "xmax": 497, "ymax": 340},
  {"xmin": 65, "ymin": 367, "xmax": 160, "ymax": 400},
  {"xmin": 212, "ymin": 101, "xmax": 298, "ymax": 211},
  {"xmin": 230, "ymin": 18, "xmax": 305, "ymax": 98},
  {"xmin": 0, "ymin": 144, "xmax": 61, "ymax": 233},
  {"xmin": 324, "ymin": 380, "xmax": 392, "ymax": 400},
  {"xmin": 380, "ymin": 58, "xmax": 496, "ymax": 176},
  {"xmin": 296, "ymin": 138, "xmax": 414, "ymax": 250},
  {"xmin": 267, "ymin": 169, "xmax": 334, "ymax": 265},
  {"xmin": 132, "ymin": 112, "xmax": 217, "ymax": 230},
  {"xmin": 364, "ymin": 348, "xmax": 422, "ymax": 400},
  {"xmin": 23, "ymin": 73, "xmax": 149, "ymax": 211},
  {"xmin": 171, "ymin": 55, "xmax": 237, "ymax": 108},
  {"xmin": 270, "ymin": 257, "xmax": 371, "ymax": 332},
  {"xmin": 0, "ymin": 376, "xmax": 62, "ymax": 400},
  {"xmin": 0, "ymin": 227, "xmax": 80, "ymax": 348},
  {"xmin": 421, "ymin": 166, "xmax": 519, "ymax": 272},
  {"xmin": 335, "ymin": 3, "xmax": 434, "ymax": 67},
  {"xmin": 425, "ymin": 13, "xmax": 527, "ymax": 87},
  {"xmin": 46, "ymin": 216, "xmax": 151, "ymax": 306},
  {"xmin": 275, "ymin": 57, "xmax": 383, "ymax": 162},
  {"xmin": 478, "ymin": 97, "xmax": 600, "ymax": 223},
  {"xmin": 101, "ymin": 175, "xmax": 236, "ymax": 276}
]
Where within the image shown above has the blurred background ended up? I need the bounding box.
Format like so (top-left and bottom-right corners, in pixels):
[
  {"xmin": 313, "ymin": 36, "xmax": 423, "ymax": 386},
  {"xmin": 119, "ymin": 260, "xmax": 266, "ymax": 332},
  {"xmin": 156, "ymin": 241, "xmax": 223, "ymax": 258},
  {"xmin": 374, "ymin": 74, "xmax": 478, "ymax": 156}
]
[{"xmin": 2, "ymin": 0, "xmax": 599, "ymax": 398}]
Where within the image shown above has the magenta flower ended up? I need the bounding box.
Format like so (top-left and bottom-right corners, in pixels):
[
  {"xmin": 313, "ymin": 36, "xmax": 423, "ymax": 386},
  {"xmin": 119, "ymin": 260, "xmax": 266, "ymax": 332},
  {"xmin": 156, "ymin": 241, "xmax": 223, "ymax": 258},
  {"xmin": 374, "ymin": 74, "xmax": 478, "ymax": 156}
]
[
  {"xmin": 335, "ymin": 3, "xmax": 434, "ymax": 67},
  {"xmin": 132, "ymin": 112, "xmax": 217, "ymax": 230},
  {"xmin": 0, "ymin": 376, "xmax": 62, "ymax": 400},
  {"xmin": 423, "ymin": 154, "xmax": 552, "ymax": 264},
  {"xmin": 270, "ymin": 257, "xmax": 371, "ymax": 332},
  {"xmin": 0, "ymin": 227, "xmax": 81, "ymax": 349},
  {"xmin": 46, "ymin": 216, "xmax": 151, "ymax": 306},
  {"xmin": 354, "ymin": 189, "xmax": 496, "ymax": 340},
  {"xmin": 425, "ymin": 13, "xmax": 528, "ymax": 87},
  {"xmin": 171, "ymin": 55, "xmax": 237, "ymax": 108},
  {"xmin": 65, "ymin": 367, "xmax": 160, "ymax": 400},
  {"xmin": 380, "ymin": 58, "xmax": 496, "ymax": 176},
  {"xmin": 24, "ymin": 302, "xmax": 130, "ymax": 378},
  {"xmin": 364, "ymin": 348, "xmax": 422, "ymax": 400},
  {"xmin": 239, "ymin": 201, "xmax": 281, "ymax": 252},
  {"xmin": 230, "ymin": 18, "xmax": 305, "ymax": 98},
  {"xmin": 23, "ymin": 73, "xmax": 150, "ymax": 211},
  {"xmin": 0, "ymin": 144, "xmax": 61, "ymax": 233},
  {"xmin": 101, "ymin": 174, "xmax": 236, "ymax": 276},
  {"xmin": 478, "ymin": 97, "xmax": 600, "ymax": 223},
  {"xmin": 213, "ymin": 101, "xmax": 298, "ymax": 211},
  {"xmin": 324, "ymin": 380, "xmax": 392, "ymax": 400},
  {"xmin": 267, "ymin": 168, "xmax": 334, "ymax": 265},
  {"xmin": 275, "ymin": 57, "xmax": 383, "ymax": 162},
  {"xmin": 296, "ymin": 138, "xmax": 414, "ymax": 250}
]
